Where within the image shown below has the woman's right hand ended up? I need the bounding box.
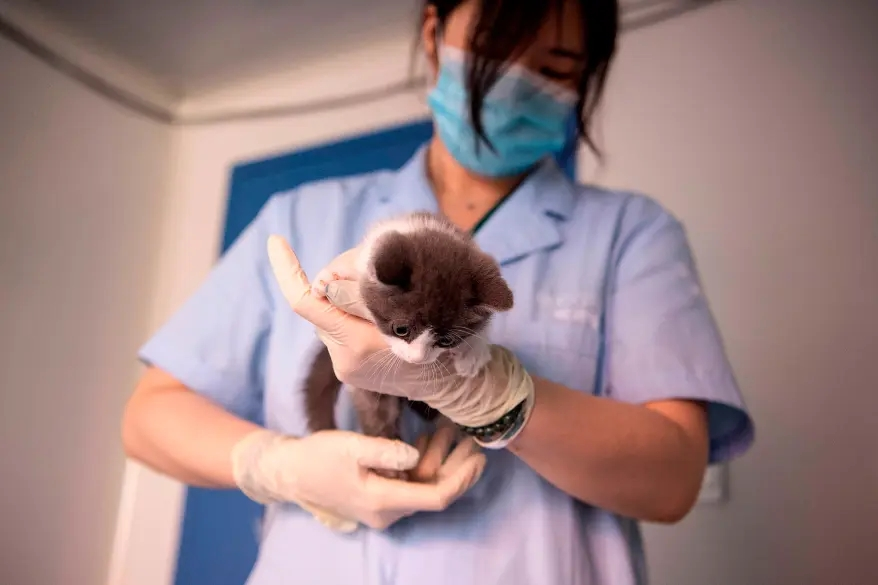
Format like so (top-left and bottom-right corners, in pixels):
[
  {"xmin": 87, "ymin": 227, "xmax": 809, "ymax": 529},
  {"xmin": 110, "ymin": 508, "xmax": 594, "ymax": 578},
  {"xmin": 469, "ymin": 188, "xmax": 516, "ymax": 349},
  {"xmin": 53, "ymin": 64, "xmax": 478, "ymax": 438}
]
[{"xmin": 231, "ymin": 423, "xmax": 486, "ymax": 532}]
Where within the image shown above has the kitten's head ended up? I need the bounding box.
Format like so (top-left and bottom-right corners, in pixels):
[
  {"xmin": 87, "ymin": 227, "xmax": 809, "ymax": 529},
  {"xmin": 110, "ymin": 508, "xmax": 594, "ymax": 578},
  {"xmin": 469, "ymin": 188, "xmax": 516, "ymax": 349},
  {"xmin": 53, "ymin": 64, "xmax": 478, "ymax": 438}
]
[{"xmin": 360, "ymin": 227, "xmax": 513, "ymax": 365}]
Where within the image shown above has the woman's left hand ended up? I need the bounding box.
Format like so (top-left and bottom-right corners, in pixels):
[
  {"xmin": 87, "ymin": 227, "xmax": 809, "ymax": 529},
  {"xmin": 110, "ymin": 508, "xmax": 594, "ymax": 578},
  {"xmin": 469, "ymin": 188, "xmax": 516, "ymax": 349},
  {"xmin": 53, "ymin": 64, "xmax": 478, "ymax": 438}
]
[{"xmin": 266, "ymin": 236, "xmax": 534, "ymax": 430}]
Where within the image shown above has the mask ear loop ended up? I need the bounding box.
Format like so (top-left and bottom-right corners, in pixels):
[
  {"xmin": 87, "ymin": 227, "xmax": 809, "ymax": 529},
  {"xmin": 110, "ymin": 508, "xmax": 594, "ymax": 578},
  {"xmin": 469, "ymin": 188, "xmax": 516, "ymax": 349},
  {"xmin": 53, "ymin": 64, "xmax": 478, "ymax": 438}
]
[
  {"xmin": 413, "ymin": 22, "xmax": 442, "ymax": 107},
  {"xmin": 430, "ymin": 24, "xmax": 444, "ymax": 83}
]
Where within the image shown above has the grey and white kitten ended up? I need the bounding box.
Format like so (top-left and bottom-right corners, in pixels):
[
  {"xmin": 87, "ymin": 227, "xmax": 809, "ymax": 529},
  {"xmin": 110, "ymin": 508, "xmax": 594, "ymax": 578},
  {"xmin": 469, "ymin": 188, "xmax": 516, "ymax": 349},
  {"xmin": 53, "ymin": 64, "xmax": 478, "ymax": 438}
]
[{"xmin": 302, "ymin": 211, "xmax": 514, "ymax": 478}]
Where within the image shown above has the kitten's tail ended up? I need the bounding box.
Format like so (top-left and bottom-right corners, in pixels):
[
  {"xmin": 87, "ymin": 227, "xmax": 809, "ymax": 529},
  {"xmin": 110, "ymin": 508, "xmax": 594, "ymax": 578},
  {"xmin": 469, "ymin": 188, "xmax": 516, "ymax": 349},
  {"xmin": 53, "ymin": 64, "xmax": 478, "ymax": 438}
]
[{"xmin": 302, "ymin": 344, "xmax": 342, "ymax": 433}]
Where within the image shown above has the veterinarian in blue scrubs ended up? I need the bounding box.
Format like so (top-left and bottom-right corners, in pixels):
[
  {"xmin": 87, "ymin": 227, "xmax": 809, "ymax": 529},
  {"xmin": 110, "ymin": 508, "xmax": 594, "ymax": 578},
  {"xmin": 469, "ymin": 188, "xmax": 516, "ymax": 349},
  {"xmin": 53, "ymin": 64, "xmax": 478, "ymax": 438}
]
[{"xmin": 122, "ymin": 1, "xmax": 754, "ymax": 583}]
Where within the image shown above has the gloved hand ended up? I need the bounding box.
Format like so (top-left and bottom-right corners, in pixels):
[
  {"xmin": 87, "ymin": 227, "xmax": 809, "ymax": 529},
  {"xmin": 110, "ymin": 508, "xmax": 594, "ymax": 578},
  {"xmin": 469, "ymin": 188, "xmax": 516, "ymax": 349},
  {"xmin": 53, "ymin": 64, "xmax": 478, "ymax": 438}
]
[
  {"xmin": 266, "ymin": 235, "xmax": 534, "ymax": 431},
  {"xmin": 231, "ymin": 423, "xmax": 486, "ymax": 532}
]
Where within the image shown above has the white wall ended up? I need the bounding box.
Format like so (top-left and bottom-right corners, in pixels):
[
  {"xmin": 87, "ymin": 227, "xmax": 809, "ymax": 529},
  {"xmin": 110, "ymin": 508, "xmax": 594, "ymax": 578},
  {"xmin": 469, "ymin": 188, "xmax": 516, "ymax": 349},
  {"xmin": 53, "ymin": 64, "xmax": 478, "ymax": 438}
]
[
  {"xmin": 115, "ymin": 0, "xmax": 878, "ymax": 584},
  {"xmin": 0, "ymin": 36, "xmax": 173, "ymax": 585},
  {"xmin": 589, "ymin": 1, "xmax": 878, "ymax": 584}
]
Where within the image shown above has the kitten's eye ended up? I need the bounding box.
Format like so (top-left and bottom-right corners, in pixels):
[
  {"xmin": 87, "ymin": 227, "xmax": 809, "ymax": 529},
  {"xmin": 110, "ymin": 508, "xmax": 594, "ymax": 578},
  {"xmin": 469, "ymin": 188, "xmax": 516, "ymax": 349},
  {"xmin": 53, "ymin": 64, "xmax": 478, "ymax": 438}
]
[
  {"xmin": 392, "ymin": 323, "xmax": 410, "ymax": 338},
  {"xmin": 435, "ymin": 335, "xmax": 455, "ymax": 348}
]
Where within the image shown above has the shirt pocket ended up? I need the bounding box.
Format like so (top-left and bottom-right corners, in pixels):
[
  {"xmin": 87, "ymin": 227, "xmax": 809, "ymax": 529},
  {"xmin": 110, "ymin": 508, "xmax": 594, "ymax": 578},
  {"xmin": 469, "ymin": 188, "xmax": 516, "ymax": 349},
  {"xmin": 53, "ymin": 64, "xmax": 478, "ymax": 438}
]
[{"xmin": 493, "ymin": 312, "xmax": 603, "ymax": 395}]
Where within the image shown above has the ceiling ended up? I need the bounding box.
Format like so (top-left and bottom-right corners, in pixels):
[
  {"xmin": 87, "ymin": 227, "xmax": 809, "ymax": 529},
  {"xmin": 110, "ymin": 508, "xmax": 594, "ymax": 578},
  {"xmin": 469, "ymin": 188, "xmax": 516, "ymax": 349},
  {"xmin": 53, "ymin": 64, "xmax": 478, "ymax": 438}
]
[
  {"xmin": 4, "ymin": 0, "xmax": 421, "ymax": 97},
  {"xmin": 1, "ymin": 0, "xmax": 719, "ymax": 118}
]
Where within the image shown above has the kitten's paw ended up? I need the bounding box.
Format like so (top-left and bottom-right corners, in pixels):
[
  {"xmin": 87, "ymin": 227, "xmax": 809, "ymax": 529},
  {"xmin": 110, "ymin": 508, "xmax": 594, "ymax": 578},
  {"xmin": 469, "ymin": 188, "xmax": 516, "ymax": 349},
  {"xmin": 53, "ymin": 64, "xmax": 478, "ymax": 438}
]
[
  {"xmin": 312, "ymin": 266, "xmax": 358, "ymax": 298},
  {"xmin": 453, "ymin": 345, "xmax": 491, "ymax": 378}
]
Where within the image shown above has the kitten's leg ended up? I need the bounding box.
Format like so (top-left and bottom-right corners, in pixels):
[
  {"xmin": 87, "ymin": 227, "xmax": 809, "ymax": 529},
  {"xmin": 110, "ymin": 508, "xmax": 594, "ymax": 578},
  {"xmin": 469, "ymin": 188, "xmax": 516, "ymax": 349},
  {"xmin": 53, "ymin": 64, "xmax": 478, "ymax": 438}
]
[
  {"xmin": 351, "ymin": 389, "xmax": 408, "ymax": 480},
  {"xmin": 453, "ymin": 339, "xmax": 493, "ymax": 378},
  {"xmin": 304, "ymin": 345, "xmax": 342, "ymax": 432}
]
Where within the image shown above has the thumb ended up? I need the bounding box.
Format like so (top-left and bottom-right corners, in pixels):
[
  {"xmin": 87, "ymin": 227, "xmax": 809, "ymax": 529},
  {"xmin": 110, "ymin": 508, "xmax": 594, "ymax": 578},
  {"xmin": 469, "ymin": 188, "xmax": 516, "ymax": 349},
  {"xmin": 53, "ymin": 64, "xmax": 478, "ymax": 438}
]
[
  {"xmin": 266, "ymin": 235, "xmax": 347, "ymax": 331},
  {"xmin": 350, "ymin": 435, "xmax": 421, "ymax": 471}
]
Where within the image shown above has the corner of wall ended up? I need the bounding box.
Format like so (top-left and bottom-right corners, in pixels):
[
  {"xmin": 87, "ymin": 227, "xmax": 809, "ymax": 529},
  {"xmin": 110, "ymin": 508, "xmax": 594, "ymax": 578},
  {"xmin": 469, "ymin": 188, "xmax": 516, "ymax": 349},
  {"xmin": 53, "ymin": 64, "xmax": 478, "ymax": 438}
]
[{"xmin": 0, "ymin": 0, "xmax": 181, "ymax": 116}]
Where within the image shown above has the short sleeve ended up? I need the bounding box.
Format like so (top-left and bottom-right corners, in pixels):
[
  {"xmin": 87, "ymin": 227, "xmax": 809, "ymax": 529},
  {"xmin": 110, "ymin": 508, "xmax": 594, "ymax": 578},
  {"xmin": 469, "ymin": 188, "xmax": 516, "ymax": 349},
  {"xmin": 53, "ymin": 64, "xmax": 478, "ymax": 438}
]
[
  {"xmin": 606, "ymin": 199, "xmax": 754, "ymax": 463},
  {"xmin": 138, "ymin": 195, "xmax": 286, "ymax": 423}
]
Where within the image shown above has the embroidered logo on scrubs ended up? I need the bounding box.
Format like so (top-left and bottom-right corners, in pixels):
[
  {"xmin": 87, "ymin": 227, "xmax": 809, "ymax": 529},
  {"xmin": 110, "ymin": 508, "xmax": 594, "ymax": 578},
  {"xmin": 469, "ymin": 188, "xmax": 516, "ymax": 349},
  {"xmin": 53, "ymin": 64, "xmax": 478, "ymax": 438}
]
[{"xmin": 536, "ymin": 294, "xmax": 600, "ymax": 328}]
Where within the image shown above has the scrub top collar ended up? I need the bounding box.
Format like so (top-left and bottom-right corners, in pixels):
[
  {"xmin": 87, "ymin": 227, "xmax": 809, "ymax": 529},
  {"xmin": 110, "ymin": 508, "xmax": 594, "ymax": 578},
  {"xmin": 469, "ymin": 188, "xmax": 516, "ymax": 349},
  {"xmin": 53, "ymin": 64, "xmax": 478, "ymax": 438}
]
[{"xmin": 381, "ymin": 145, "xmax": 580, "ymax": 266}]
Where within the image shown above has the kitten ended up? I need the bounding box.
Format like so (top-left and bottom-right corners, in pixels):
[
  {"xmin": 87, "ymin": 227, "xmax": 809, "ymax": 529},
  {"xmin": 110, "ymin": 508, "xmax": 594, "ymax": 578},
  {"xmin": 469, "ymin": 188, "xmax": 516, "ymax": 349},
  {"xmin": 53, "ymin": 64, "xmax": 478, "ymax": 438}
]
[{"xmin": 302, "ymin": 211, "xmax": 514, "ymax": 479}]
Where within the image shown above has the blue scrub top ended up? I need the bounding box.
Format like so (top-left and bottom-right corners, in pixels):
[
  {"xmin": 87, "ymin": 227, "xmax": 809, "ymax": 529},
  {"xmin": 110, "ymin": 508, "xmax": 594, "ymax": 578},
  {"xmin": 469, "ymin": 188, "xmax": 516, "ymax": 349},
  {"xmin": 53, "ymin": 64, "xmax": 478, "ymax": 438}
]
[{"xmin": 140, "ymin": 146, "xmax": 754, "ymax": 585}]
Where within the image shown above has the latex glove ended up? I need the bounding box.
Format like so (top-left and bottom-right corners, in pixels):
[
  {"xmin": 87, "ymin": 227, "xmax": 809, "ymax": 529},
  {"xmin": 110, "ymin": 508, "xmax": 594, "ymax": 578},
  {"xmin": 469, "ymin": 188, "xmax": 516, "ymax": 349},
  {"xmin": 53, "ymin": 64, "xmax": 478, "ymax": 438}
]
[
  {"xmin": 231, "ymin": 424, "xmax": 486, "ymax": 532},
  {"xmin": 309, "ymin": 247, "xmax": 370, "ymax": 317},
  {"xmin": 266, "ymin": 236, "xmax": 534, "ymax": 430}
]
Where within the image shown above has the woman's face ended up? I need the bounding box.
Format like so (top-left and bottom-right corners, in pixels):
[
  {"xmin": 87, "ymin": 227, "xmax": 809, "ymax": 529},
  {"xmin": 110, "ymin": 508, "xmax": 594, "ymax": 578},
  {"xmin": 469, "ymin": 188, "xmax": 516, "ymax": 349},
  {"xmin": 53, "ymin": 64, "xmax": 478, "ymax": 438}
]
[{"xmin": 422, "ymin": 0, "xmax": 587, "ymax": 92}]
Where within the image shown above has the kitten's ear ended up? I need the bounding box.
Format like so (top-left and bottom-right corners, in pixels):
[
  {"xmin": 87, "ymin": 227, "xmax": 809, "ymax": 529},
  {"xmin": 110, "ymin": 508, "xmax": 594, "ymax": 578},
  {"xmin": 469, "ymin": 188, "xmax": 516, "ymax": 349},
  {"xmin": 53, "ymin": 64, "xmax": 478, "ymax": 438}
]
[
  {"xmin": 472, "ymin": 261, "xmax": 514, "ymax": 313},
  {"xmin": 373, "ymin": 231, "xmax": 414, "ymax": 290}
]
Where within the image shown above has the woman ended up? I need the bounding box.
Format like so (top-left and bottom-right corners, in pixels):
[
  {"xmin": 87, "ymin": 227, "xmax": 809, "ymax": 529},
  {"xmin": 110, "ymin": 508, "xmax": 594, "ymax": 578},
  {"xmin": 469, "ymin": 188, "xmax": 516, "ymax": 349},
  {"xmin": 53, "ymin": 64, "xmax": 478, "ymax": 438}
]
[{"xmin": 122, "ymin": 1, "xmax": 754, "ymax": 583}]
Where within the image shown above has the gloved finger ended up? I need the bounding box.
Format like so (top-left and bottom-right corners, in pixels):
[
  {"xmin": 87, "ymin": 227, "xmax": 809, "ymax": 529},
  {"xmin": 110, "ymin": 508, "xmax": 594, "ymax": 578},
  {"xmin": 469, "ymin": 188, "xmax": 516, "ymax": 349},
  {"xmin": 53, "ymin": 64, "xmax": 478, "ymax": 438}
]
[
  {"xmin": 411, "ymin": 433, "xmax": 430, "ymax": 476},
  {"xmin": 299, "ymin": 500, "xmax": 358, "ymax": 533},
  {"xmin": 443, "ymin": 449, "xmax": 487, "ymax": 500},
  {"xmin": 414, "ymin": 433, "xmax": 429, "ymax": 456},
  {"xmin": 316, "ymin": 515, "xmax": 358, "ymax": 533},
  {"xmin": 365, "ymin": 448, "xmax": 486, "ymax": 513},
  {"xmin": 266, "ymin": 235, "xmax": 313, "ymax": 309},
  {"xmin": 408, "ymin": 424, "xmax": 457, "ymax": 483},
  {"xmin": 436, "ymin": 436, "xmax": 481, "ymax": 480},
  {"xmin": 432, "ymin": 445, "xmax": 487, "ymax": 506},
  {"xmin": 267, "ymin": 235, "xmax": 357, "ymax": 333},
  {"xmin": 352, "ymin": 435, "xmax": 421, "ymax": 471},
  {"xmin": 324, "ymin": 280, "xmax": 374, "ymax": 322}
]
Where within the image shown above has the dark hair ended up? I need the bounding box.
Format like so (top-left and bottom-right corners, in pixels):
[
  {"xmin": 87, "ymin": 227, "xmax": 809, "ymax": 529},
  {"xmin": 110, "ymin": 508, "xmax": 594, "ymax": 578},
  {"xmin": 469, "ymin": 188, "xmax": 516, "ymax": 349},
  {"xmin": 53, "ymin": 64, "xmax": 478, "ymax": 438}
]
[{"xmin": 421, "ymin": 0, "xmax": 619, "ymax": 159}]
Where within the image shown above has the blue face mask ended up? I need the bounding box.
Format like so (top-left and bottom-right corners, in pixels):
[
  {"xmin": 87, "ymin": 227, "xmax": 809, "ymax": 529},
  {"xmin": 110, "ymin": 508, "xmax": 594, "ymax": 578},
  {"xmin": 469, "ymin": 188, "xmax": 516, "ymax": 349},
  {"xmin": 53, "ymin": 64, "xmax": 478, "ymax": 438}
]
[{"xmin": 426, "ymin": 46, "xmax": 578, "ymax": 178}]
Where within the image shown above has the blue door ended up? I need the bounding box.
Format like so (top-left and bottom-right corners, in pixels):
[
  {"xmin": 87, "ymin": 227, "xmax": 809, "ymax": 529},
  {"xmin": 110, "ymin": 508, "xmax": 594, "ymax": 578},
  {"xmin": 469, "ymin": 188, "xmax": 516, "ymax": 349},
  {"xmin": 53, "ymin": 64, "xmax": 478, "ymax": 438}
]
[{"xmin": 173, "ymin": 119, "xmax": 579, "ymax": 585}]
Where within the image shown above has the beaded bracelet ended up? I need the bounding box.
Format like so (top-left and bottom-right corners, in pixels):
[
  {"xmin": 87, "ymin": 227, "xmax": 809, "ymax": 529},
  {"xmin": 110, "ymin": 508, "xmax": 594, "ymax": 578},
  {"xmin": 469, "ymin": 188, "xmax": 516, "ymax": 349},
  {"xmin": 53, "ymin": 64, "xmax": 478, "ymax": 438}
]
[{"xmin": 457, "ymin": 392, "xmax": 535, "ymax": 450}]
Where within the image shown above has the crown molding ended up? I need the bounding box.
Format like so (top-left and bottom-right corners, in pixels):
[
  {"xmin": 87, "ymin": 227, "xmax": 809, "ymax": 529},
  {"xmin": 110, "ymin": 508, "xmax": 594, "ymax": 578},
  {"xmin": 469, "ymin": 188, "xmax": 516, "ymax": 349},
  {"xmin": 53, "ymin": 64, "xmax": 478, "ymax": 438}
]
[{"xmin": 0, "ymin": 0, "xmax": 180, "ymax": 119}]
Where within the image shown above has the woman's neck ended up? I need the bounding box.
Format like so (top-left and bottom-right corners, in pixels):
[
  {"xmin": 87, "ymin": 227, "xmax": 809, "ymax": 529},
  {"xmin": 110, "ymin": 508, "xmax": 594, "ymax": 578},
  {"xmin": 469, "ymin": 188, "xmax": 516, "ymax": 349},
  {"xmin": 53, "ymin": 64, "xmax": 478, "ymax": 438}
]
[{"xmin": 425, "ymin": 137, "xmax": 526, "ymax": 231}]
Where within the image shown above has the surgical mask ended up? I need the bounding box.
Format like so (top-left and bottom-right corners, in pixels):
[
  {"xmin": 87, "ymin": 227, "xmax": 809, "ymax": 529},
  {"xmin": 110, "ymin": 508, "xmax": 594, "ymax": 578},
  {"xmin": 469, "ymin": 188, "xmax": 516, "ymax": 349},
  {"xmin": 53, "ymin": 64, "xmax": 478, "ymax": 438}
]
[{"xmin": 426, "ymin": 45, "xmax": 578, "ymax": 178}]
